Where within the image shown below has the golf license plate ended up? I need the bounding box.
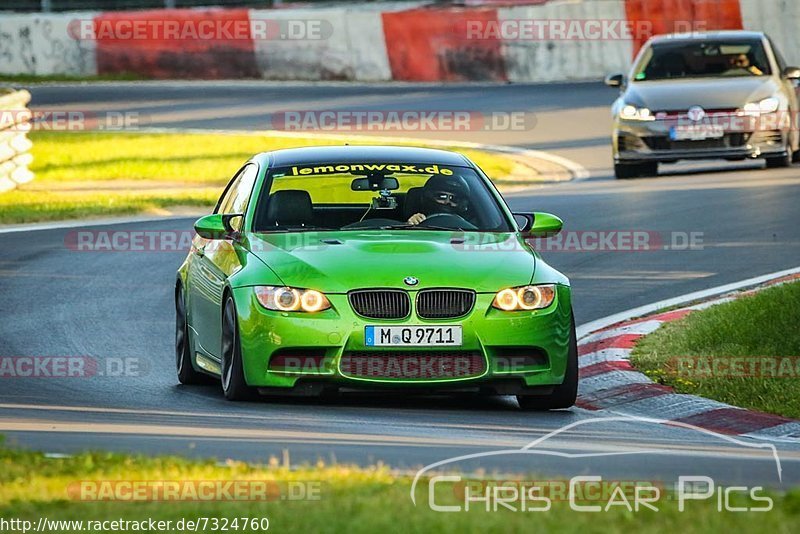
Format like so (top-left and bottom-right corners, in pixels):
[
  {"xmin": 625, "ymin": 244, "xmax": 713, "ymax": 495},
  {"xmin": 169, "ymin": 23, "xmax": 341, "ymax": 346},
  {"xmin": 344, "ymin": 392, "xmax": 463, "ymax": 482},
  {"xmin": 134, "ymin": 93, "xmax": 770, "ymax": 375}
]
[
  {"xmin": 365, "ymin": 325, "xmax": 463, "ymax": 347},
  {"xmin": 669, "ymin": 124, "xmax": 725, "ymax": 141}
]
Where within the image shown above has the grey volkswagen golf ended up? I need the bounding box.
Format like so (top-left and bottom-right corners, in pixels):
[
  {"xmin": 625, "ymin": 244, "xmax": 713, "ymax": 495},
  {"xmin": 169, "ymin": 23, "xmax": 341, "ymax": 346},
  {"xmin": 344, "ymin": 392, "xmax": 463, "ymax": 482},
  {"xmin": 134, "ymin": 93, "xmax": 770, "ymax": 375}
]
[{"xmin": 605, "ymin": 31, "xmax": 800, "ymax": 179}]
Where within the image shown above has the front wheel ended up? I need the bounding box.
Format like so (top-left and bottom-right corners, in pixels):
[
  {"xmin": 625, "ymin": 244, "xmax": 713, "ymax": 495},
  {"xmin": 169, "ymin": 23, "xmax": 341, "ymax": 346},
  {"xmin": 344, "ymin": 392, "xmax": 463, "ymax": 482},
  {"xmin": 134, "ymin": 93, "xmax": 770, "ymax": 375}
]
[
  {"xmin": 765, "ymin": 145, "xmax": 792, "ymax": 168},
  {"xmin": 517, "ymin": 316, "xmax": 578, "ymax": 411},
  {"xmin": 221, "ymin": 295, "xmax": 258, "ymax": 401}
]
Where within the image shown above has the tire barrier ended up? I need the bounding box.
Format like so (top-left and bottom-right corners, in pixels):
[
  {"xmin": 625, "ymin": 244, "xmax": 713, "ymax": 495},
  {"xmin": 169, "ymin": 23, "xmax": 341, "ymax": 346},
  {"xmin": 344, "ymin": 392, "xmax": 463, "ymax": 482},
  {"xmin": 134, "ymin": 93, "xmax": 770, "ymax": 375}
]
[{"xmin": 0, "ymin": 89, "xmax": 34, "ymax": 193}]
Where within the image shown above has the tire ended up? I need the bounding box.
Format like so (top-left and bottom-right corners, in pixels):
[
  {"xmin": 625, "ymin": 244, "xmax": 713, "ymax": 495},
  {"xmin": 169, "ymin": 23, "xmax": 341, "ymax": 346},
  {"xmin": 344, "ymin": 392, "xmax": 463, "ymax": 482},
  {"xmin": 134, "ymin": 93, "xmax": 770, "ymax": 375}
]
[
  {"xmin": 638, "ymin": 162, "xmax": 658, "ymax": 177},
  {"xmin": 221, "ymin": 295, "xmax": 257, "ymax": 401},
  {"xmin": 614, "ymin": 162, "xmax": 657, "ymax": 179},
  {"xmin": 766, "ymin": 143, "xmax": 792, "ymax": 169},
  {"xmin": 175, "ymin": 285, "xmax": 209, "ymax": 385},
  {"xmin": 766, "ymin": 149, "xmax": 794, "ymax": 169},
  {"xmin": 517, "ymin": 315, "xmax": 578, "ymax": 411}
]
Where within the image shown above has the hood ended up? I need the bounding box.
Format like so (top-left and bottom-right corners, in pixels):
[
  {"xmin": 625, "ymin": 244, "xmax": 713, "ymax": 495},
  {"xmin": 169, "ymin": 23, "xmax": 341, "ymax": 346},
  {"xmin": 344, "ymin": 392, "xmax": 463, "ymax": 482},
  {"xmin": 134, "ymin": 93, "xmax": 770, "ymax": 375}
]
[
  {"xmin": 245, "ymin": 231, "xmax": 535, "ymax": 293},
  {"xmin": 624, "ymin": 77, "xmax": 780, "ymax": 110}
]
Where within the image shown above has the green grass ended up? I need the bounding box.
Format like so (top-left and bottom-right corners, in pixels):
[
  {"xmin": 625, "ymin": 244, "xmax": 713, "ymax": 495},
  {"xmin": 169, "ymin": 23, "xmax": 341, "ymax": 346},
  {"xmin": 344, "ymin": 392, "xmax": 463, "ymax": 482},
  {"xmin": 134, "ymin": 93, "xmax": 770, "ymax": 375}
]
[
  {"xmin": 632, "ymin": 281, "xmax": 800, "ymax": 418},
  {"xmin": 1, "ymin": 443, "xmax": 799, "ymax": 533},
  {"xmin": 0, "ymin": 131, "xmax": 524, "ymax": 224}
]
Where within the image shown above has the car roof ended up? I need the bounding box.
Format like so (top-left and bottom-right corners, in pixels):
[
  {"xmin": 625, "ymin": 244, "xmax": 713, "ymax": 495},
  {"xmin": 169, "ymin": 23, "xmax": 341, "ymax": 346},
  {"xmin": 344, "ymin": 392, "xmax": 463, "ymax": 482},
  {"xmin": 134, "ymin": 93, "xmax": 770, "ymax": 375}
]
[
  {"xmin": 256, "ymin": 145, "xmax": 473, "ymax": 168},
  {"xmin": 648, "ymin": 30, "xmax": 766, "ymax": 44}
]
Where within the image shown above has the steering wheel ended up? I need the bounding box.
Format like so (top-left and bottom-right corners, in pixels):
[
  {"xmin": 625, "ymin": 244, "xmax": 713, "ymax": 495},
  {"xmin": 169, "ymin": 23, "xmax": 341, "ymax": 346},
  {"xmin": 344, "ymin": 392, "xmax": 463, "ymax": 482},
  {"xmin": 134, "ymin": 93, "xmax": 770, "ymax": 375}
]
[{"xmin": 419, "ymin": 213, "xmax": 477, "ymax": 230}]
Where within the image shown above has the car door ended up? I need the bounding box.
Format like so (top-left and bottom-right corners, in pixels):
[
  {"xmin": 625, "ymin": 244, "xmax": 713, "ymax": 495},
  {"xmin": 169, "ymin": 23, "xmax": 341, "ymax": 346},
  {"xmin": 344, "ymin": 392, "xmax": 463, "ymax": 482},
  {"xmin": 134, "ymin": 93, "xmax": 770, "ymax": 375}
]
[{"xmin": 187, "ymin": 163, "xmax": 259, "ymax": 360}]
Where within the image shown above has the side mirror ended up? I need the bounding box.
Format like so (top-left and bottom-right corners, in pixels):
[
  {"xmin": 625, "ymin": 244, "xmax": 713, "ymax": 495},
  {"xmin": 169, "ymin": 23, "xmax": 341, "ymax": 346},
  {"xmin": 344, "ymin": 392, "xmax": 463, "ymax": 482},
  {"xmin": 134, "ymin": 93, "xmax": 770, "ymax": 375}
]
[
  {"xmin": 604, "ymin": 73, "xmax": 625, "ymax": 88},
  {"xmin": 194, "ymin": 213, "xmax": 242, "ymax": 239},
  {"xmin": 514, "ymin": 212, "xmax": 563, "ymax": 237},
  {"xmin": 783, "ymin": 66, "xmax": 800, "ymax": 80}
]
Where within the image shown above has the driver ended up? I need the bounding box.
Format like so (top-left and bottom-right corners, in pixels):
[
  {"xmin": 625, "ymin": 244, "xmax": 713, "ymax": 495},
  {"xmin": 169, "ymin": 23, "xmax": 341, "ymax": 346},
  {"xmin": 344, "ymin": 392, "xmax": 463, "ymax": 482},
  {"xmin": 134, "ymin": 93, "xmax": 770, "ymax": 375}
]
[
  {"xmin": 407, "ymin": 174, "xmax": 470, "ymax": 225},
  {"xmin": 730, "ymin": 53, "xmax": 763, "ymax": 76}
]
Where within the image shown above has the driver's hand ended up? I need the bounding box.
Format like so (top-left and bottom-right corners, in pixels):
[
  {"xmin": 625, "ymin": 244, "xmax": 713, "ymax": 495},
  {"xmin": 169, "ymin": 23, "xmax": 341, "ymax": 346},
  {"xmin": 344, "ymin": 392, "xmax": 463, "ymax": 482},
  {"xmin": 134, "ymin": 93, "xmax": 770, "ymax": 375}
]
[{"xmin": 408, "ymin": 213, "xmax": 427, "ymax": 225}]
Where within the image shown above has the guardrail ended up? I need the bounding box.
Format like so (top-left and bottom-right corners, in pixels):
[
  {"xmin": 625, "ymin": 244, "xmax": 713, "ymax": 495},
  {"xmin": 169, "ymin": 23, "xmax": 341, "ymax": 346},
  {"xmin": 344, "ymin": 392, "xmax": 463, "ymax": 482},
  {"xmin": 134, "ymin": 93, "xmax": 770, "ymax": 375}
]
[{"xmin": 0, "ymin": 89, "xmax": 34, "ymax": 193}]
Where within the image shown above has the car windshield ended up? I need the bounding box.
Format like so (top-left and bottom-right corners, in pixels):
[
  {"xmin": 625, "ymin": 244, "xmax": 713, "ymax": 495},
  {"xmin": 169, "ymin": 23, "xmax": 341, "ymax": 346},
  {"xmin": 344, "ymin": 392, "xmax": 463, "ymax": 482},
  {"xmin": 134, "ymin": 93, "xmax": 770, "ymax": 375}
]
[
  {"xmin": 634, "ymin": 39, "xmax": 772, "ymax": 81},
  {"xmin": 253, "ymin": 162, "xmax": 513, "ymax": 232}
]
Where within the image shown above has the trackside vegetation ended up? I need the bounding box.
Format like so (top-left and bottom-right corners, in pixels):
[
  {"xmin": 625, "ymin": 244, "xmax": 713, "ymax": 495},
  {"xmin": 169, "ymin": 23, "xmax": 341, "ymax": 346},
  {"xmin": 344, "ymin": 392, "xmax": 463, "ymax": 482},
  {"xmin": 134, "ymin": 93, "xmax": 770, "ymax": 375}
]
[
  {"xmin": 632, "ymin": 281, "xmax": 800, "ymax": 419},
  {"xmin": 1, "ymin": 441, "xmax": 799, "ymax": 533}
]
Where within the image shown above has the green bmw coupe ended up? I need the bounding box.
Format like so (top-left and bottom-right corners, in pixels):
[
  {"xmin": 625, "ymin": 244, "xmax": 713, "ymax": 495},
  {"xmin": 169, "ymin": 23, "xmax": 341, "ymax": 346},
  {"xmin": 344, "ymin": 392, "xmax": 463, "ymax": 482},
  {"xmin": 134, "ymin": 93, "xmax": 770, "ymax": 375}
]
[{"xmin": 176, "ymin": 146, "xmax": 577, "ymax": 410}]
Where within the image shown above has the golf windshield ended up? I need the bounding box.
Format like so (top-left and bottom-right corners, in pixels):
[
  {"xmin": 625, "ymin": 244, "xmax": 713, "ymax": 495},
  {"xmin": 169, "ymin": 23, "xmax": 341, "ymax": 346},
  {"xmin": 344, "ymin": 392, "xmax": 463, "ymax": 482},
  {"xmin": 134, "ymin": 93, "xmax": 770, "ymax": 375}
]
[
  {"xmin": 634, "ymin": 39, "xmax": 772, "ymax": 80},
  {"xmin": 253, "ymin": 163, "xmax": 513, "ymax": 232}
]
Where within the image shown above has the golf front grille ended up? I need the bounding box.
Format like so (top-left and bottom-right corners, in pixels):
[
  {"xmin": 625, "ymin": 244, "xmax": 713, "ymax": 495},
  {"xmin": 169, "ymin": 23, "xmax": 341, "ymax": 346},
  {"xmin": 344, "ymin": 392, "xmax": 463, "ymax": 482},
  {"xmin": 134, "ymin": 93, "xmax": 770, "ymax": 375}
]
[
  {"xmin": 340, "ymin": 351, "xmax": 486, "ymax": 380},
  {"xmin": 348, "ymin": 290, "xmax": 410, "ymax": 319},
  {"xmin": 416, "ymin": 289, "xmax": 476, "ymax": 319}
]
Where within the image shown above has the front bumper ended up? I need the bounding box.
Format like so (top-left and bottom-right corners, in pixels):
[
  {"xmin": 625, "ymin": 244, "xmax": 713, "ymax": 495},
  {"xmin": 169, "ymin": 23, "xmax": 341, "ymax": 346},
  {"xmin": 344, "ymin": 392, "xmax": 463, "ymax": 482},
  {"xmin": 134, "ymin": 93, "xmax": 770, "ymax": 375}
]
[
  {"xmin": 613, "ymin": 117, "xmax": 789, "ymax": 163},
  {"xmin": 231, "ymin": 285, "xmax": 572, "ymax": 393}
]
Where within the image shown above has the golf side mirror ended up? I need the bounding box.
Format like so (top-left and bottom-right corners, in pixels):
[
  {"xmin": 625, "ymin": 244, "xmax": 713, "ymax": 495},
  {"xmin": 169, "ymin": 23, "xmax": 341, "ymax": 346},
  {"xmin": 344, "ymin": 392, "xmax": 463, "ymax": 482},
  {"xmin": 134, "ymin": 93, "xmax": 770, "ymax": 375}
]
[
  {"xmin": 514, "ymin": 212, "xmax": 563, "ymax": 237},
  {"xmin": 783, "ymin": 66, "xmax": 800, "ymax": 80},
  {"xmin": 605, "ymin": 73, "xmax": 625, "ymax": 88},
  {"xmin": 194, "ymin": 213, "xmax": 242, "ymax": 240}
]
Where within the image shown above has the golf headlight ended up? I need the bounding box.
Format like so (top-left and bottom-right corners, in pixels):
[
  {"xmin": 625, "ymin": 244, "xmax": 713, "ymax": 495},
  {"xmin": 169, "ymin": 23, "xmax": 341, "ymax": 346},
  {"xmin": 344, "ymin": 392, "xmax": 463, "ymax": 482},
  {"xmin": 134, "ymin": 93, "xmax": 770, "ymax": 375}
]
[
  {"xmin": 255, "ymin": 286, "xmax": 331, "ymax": 313},
  {"xmin": 743, "ymin": 97, "xmax": 780, "ymax": 115},
  {"xmin": 620, "ymin": 104, "xmax": 655, "ymax": 121},
  {"xmin": 493, "ymin": 285, "xmax": 556, "ymax": 311}
]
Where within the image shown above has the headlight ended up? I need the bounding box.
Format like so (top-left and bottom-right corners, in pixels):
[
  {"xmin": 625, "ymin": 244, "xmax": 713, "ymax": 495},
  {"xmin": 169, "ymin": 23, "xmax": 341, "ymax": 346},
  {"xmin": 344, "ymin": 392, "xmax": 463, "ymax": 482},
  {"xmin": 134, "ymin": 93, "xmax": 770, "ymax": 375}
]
[
  {"xmin": 743, "ymin": 96, "xmax": 780, "ymax": 115},
  {"xmin": 620, "ymin": 104, "xmax": 655, "ymax": 121},
  {"xmin": 255, "ymin": 286, "xmax": 331, "ymax": 313},
  {"xmin": 492, "ymin": 285, "xmax": 556, "ymax": 311}
]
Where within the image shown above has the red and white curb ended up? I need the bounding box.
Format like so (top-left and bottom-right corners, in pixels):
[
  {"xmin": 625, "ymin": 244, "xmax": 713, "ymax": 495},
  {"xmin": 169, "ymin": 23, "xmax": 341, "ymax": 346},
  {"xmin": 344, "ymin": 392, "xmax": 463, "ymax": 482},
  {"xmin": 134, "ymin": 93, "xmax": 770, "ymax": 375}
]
[{"xmin": 576, "ymin": 269, "xmax": 800, "ymax": 441}]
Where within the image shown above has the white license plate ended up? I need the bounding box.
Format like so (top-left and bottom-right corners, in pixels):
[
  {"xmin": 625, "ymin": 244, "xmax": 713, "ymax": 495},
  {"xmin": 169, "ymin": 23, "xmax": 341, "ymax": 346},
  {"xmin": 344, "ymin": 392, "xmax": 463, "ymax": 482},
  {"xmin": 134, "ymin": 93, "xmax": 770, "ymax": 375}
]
[
  {"xmin": 670, "ymin": 124, "xmax": 725, "ymax": 141},
  {"xmin": 365, "ymin": 326, "xmax": 463, "ymax": 347}
]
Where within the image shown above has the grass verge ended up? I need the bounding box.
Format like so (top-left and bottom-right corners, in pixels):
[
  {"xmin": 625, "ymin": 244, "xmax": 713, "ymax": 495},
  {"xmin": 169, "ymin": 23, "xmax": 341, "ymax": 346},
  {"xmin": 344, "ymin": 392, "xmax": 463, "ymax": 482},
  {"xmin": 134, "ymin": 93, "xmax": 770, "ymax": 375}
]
[
  {"xmin": 631, "ymin": 281, "xmax": 800, "ymax": 419},
  {"xmin": 1, "ymin": 442, "xmax": 799, "ymax": 533},
  {"xmin": 0, "ymin": 131, "xmax": 529, "ymax": 224}
]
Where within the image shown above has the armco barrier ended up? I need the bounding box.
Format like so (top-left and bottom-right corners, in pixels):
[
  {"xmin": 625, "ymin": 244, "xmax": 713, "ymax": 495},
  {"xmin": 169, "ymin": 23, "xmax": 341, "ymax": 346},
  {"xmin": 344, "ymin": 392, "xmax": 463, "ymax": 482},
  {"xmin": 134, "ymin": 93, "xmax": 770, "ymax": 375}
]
[
  {"xmin": 0, "ymin": 12, "xmax": 98, "ymax": 76},
  {"xmin": 2, "ymin": 1, "xmax": 799, "ymax": 82},
  {"xmin": 94, "ymin": 8, "xmax": 259, "ymax": 79},
  {"xmin": 499, "ymin": 0, "xmax": 633, "ymax": 83},
  {"xmin": 624, "ymin": 0, "xmax": 743, "ymax": 55},
  {"xmin": 381, "ymin": 7, "xmax": 507, "ymax": 82},
  {"xmin": 249, "ymin": 7, "xmax": 392, "ymax": 81},
  {"xmin": 0, "ymin": 89, "xmax": 34, "ymax": 193}
]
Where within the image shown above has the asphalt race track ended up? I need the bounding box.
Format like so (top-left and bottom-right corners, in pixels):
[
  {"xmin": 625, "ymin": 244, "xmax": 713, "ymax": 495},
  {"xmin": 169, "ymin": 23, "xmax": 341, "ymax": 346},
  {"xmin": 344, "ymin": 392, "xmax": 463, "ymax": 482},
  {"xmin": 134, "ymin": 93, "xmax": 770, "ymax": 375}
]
[{"xmin": 1, "ymin": 82, "xmax": 799, "ymax": 486}]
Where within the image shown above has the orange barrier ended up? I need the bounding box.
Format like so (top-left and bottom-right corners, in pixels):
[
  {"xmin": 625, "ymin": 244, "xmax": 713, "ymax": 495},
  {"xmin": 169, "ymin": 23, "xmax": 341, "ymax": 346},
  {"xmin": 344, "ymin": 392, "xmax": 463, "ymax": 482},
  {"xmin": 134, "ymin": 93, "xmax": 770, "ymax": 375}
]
[
  {"xmin": 381, "ymin": 8, "xmax": 507, "ymax": 82},
  {"xmin": 94, "ymin": 9, "xmax": 259, "ymax": 79},
  {"xmin": 625, "ymin": 0, "xmax": 743, "ymax": 56}
]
